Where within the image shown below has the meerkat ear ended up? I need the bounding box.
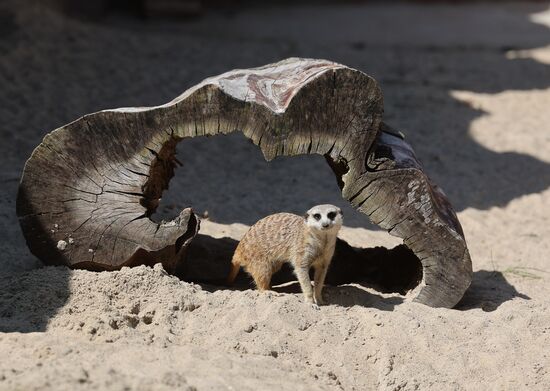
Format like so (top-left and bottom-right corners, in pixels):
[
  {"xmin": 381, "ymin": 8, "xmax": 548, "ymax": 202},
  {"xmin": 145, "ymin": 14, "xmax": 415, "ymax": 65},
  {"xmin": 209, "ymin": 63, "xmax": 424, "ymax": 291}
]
[
  {"xmin": 303, "ymin": 213, "xmax": 309, "ymax": 221},
  {"xmin": 338, "ymin": 209, "xmax": 343, "ymax": 216}
]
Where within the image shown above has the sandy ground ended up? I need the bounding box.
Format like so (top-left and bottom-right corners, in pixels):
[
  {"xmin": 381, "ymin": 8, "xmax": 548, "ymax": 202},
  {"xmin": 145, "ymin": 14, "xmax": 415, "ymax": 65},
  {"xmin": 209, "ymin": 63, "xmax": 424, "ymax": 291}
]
[{"xmin": 1, "ymin": 1, "xmax": 550, "ymax": 390}]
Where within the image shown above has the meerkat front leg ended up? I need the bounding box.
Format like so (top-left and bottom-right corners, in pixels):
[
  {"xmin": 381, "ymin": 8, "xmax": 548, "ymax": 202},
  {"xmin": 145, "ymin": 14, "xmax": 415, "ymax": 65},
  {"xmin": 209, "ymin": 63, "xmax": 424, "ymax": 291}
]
[
  {"xmin": 313, "ymin": 262, "xmax": 329, "ymax": 305},
  {"xmin": 294, "ymin": 265, "xmax": 314, "ymax": 303}
]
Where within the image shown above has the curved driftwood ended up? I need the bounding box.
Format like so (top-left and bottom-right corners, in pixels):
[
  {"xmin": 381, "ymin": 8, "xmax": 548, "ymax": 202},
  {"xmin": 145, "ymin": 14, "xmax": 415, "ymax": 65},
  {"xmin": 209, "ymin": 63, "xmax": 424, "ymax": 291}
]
[{"xmin": 17, "ymin": 58, "xmax": 471, "ymax": 307}]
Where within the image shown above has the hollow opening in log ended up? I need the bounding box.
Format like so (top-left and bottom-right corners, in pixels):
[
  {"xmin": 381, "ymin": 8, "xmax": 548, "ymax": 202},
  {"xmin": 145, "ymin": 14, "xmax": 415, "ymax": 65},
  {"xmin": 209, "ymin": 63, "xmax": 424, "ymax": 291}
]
[
  {"xmin": 141, "ymin": 136, "xmax": 182, "ymax": 220},
  {"xmin": 147, "ymin": 132, "xmax": 423, "ymax": 296}
]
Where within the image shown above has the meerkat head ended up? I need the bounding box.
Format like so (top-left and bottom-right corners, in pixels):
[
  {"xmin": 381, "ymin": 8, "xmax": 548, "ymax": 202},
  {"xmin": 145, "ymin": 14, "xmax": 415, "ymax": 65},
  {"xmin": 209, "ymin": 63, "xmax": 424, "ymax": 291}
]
[{"xmin": 304, "ymin": 204, "xmax": 343, "ymax": 233}]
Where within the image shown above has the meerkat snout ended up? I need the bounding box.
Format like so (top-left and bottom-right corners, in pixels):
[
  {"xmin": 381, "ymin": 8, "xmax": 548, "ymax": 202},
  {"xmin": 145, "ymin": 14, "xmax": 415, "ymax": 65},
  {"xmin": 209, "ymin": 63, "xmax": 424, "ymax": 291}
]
[{"xmin": 227, "ymin": 204, "xmax": 343, "ymax": 305}]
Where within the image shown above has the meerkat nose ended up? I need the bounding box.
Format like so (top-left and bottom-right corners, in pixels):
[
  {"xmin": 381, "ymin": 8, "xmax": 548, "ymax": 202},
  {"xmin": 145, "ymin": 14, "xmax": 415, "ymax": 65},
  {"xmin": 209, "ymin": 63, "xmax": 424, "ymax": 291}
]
[{"xmin": 322, "ymin": 222, "xmax": 329, "ymax": 228}]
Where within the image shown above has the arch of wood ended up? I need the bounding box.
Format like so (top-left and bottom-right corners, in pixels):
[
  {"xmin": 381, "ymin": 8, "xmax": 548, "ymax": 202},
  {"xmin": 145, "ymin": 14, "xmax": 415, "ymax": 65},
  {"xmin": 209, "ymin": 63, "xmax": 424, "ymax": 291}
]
[{"xmin": 17, "ymin": 58, "xmax": 472, "ymax": 308}]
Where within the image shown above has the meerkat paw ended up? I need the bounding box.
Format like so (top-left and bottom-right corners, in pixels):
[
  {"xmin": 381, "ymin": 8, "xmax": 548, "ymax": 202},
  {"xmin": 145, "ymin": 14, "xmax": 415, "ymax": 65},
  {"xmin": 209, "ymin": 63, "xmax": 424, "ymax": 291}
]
[
  {"xmin": 304, "ymin": 295, "xmax": 320, "ymax": 309},
  {"xmin": 314, "ymin": 296, "xmax": 325, "ymax": 306}
]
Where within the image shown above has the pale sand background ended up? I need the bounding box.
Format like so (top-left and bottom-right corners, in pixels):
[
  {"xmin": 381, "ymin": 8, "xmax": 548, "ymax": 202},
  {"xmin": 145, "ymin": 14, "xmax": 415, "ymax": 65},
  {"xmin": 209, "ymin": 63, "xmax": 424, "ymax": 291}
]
[{"xmin": 1, "ymin": 1, "xmax": 550, "ymax": 390}]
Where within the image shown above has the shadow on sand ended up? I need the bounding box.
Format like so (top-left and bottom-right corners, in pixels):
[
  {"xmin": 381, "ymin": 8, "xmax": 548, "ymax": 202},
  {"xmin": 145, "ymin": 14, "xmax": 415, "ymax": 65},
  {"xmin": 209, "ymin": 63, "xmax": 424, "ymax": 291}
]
[
  {"xmin": 0, "ymin": 266, "xmax": 72, "ymax": 333},
  {"xmin": 181, "ymin": 235, "xmax": 531, "ymax": 312},
  {"xmin": 456, "ymin": 270, "xmax": 531, "ymax": 312}
]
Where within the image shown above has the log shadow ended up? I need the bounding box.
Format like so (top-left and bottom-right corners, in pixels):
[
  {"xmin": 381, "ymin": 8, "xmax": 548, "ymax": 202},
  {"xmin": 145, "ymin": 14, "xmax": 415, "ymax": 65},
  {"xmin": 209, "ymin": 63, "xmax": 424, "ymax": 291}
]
[
  {"xmin": 0, "ymin": 182, "xmax": 71, "ymax": 333},
  {"xmin": 0, "ymin": 265, "xmax": 72, "ymax": 333},
  {"xmin": 177, "ymin": 233, "xmax": 417, "ymax": 310},
  {"xmin": 455, "ymin": 270, "xmax": 530, "ymax": 312}
]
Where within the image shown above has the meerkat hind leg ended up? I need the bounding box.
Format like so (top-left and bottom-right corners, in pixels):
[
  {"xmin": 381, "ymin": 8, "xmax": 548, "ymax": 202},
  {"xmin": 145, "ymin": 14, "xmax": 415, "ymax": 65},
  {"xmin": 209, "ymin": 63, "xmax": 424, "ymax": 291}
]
[
  {"xmin": 313, "ymin": 263, "xmax": 329, "ymax": 305},
  {"xmin": 248, "ymin": 263, "xmax": 273, "ymax": 291},
  {"xmin": 254, "ymin": 275, "xmax": 272, "ymax": 291}
]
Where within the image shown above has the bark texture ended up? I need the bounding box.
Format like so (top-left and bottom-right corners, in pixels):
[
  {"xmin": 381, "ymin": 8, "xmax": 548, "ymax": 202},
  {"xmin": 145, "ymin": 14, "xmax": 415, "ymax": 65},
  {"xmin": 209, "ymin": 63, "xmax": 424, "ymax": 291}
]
[{"xmin": 17, "ymin": 58, "xmax": 471, "ymax": 307}]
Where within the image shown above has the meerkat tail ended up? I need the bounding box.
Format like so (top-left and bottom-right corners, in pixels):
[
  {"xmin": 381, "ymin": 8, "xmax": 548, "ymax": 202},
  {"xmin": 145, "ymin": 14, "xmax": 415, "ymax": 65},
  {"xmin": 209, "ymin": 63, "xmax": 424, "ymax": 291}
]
[{"xmin": 226, "ymin": 259, "xmax": 241, "ymax": 286}]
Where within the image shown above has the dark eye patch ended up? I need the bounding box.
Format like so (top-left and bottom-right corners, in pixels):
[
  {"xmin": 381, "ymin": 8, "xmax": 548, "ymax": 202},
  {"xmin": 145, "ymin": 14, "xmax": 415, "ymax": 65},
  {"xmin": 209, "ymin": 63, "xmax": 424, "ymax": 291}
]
[
  {"xmin": 327, "ymin": 211, "xmax": 336, "ymax": 220},
  {"xmin": 313, "ymin": 213, "xmax": 321, "ymax": 221}
]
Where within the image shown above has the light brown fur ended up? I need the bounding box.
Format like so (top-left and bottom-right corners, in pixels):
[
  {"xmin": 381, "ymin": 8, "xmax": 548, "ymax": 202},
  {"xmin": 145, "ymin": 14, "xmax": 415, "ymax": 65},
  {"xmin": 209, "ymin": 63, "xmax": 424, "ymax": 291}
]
[{"xmin": 227, "ymin": 206, "xmax": 342, "ymax": 304}]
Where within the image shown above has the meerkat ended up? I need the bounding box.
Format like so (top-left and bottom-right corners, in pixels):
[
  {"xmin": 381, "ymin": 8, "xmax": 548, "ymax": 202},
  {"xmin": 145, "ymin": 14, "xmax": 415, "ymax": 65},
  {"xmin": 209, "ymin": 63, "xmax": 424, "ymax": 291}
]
[{"xmin": 226, "ymin": 204, "xmax": 343, "ymax": 305}]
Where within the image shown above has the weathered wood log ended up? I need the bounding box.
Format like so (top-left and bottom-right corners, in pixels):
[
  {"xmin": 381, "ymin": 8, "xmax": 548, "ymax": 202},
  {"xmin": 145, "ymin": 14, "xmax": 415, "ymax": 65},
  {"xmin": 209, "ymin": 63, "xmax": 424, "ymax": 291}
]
[
  {"xmin": 352, "ymin": 125, "xmax": 472, "ymax": 306},
  {"xmin": 17, "ymin": 58, "xmax": 471, "ymax": 307}
]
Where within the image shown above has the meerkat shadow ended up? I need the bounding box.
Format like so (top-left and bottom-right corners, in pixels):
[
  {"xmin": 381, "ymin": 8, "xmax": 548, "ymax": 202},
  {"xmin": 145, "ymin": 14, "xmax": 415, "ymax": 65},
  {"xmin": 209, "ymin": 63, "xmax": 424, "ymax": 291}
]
[{"xmin": 177, "ymin": 234, "xmax": 420, "ymax": 310}]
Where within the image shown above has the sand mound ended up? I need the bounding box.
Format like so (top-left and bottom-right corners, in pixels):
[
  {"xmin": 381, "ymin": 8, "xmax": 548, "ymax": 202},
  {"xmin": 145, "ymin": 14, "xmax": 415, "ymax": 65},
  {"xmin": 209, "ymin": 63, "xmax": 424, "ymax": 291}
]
[{"xmin": 1, "ymin": 264, "xmax": 549, "ymax": 390}]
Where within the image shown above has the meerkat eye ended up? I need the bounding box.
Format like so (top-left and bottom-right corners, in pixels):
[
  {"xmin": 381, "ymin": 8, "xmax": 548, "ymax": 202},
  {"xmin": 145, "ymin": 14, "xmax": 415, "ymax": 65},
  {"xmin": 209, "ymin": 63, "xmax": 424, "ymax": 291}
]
[
  {"xmin": 327, "ymin": 211, "xmax": 336, "ymax": 220},
  {"xmin": 313, "ymin": 213, "xmax": 321, "ymax": 221}
]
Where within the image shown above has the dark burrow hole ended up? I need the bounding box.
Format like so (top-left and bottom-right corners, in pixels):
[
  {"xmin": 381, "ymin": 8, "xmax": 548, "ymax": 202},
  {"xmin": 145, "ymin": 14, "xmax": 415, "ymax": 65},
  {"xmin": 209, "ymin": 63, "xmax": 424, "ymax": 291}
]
[
  {"xmin": 178, "ymin": 234, "xmax": 423, "ymax": 296},
  {"xmin": 145, "ymin": 132, "xmax": 423, "ymax": 296}
]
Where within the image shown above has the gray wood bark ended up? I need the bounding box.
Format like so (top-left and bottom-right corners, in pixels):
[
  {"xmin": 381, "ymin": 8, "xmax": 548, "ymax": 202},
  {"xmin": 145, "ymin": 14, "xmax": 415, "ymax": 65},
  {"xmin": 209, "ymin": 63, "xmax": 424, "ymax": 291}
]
[{"xmin": 17, "ymin": 57, "xmax": 472, "ymax": 307}]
